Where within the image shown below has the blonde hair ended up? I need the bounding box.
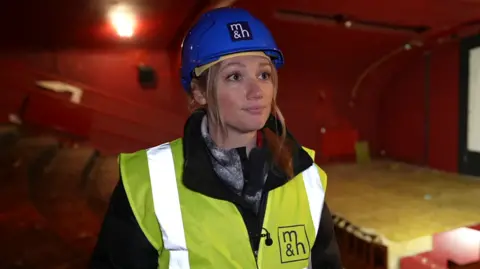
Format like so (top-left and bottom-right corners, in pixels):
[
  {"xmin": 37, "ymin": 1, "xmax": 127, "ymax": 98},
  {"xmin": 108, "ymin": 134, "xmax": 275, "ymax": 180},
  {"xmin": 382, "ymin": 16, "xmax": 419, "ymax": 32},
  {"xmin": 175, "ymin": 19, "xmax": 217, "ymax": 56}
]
[{"xmin": 188, "ymin": 60, "xmax": 294, "ymax": 178}]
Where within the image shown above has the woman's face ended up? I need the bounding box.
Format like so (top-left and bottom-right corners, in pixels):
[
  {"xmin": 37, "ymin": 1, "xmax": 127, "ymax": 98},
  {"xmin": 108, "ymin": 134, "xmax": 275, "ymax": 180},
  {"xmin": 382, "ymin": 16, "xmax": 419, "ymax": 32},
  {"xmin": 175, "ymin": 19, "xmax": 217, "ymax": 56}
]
[{"xmin": 214, "ymin": 55, "xmax": 274, "ymax": 134}]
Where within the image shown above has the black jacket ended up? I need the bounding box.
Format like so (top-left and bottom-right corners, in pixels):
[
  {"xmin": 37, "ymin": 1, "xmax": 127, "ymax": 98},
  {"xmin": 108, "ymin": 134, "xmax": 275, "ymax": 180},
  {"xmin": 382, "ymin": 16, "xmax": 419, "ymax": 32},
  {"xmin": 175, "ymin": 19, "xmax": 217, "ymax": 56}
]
[{"xmin": 90, "ymin": 110, "xmax": 342, "ymax": 268}]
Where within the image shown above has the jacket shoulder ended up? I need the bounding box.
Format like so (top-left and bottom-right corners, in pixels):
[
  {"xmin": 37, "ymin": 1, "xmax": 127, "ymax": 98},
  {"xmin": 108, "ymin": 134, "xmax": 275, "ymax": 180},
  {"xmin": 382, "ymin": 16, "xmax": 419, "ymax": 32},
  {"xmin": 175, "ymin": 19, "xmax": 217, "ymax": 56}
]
[
  {"xmin": 119, "ymin": 138, "xmax": 183, "ymax": 164},
  {"xmin": 300, "ymin": 146, "xmax": 328, "ymax": 190}
]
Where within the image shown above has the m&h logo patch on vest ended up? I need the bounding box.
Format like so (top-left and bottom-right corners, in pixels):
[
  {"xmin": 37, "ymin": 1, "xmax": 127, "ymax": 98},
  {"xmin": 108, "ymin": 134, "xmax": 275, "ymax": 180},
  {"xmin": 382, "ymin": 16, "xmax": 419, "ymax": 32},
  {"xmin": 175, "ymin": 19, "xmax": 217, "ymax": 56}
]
[
  {"xmin": 277, "ymin": 225, "xmax": 311, "ymax": 263},
  {"xmin": 227, "ymin": 22, "xmax": 253, "ymax": 41}
]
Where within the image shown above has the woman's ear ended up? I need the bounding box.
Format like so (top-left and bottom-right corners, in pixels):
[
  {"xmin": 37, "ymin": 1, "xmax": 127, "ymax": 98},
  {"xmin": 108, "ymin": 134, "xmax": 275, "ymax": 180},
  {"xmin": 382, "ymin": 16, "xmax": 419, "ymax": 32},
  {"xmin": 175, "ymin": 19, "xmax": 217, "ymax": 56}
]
[{"xmin": 191, "ymin": 82, "xmax": 207, "ymax": 106}]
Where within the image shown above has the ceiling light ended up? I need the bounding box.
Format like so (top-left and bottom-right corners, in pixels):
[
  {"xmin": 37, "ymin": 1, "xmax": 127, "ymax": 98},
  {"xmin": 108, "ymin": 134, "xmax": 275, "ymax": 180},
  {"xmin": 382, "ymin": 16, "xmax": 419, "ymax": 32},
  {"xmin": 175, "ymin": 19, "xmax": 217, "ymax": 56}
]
[{"xmin": 109, "ymin": 4, "xmax": 136, "ymax": 38}]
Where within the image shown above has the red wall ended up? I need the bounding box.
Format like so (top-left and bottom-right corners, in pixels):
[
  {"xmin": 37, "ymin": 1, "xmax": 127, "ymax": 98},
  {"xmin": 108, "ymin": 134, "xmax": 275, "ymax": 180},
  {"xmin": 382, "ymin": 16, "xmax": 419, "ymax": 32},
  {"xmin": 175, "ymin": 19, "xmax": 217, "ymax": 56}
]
[
  {"xmin": 0, "ymin": 47, "xmax": 389, "ymax": 157},
  {"xmin": 0, "ymin": 39, "xmax": 462, "ymax": 172},
  {"xmin": 0, "ymin": 50, "xmax": 189, "ymax": 153},
  {"xmin": 378, "ymin": 41, "xmax": 460, "ymax": 172}
]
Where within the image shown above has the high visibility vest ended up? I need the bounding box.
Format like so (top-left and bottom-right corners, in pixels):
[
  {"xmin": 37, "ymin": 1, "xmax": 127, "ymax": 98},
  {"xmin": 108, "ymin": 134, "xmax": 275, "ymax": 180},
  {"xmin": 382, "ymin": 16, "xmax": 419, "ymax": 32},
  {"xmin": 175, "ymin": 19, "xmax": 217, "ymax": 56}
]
[{"xmin": 120, "ymin": 138, "xmax": 327, "ymax": 269}]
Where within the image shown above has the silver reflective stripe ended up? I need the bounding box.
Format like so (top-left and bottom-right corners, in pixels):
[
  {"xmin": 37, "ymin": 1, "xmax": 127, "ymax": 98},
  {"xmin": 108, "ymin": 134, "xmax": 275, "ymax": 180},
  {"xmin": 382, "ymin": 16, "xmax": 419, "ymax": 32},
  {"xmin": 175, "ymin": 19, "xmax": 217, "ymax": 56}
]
[
  {"xmin": 302, "ymin": 164, "xmax": 325, "ymax": 237},
  {"xmin": 147, "ymin": 143, "xmax": 190, "ymax": 269},
  {"xmin": 302, "ymin": 164, "xmax": 325, "ymax": 269}
]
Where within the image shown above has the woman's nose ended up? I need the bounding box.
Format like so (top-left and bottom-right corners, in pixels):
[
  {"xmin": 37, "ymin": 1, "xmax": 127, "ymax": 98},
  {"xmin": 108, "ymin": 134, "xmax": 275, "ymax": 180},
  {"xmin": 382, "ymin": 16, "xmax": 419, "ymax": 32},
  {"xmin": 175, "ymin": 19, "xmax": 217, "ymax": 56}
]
[{"xmin": 246, "ymin": 80, "xmax": 263, "ymax": 100}]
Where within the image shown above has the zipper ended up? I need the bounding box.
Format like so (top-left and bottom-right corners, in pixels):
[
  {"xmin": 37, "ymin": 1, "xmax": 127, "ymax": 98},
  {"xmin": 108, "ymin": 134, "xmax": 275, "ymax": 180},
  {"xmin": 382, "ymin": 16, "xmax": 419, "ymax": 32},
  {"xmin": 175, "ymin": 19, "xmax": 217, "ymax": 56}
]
[
  {"xmin": 256, "ymin": 191, "xmax": 269, "ymax": 269},
  {"xmin": 233, "ymin": 191, "xmax": 269, "ymax": 268},
  {"xmin": 234, "ymin": 205, "xmax": 260, "ymax": 269},
  {"xmin": 257, "ymin": 191, "xmax": 269, "ymax": 235}
]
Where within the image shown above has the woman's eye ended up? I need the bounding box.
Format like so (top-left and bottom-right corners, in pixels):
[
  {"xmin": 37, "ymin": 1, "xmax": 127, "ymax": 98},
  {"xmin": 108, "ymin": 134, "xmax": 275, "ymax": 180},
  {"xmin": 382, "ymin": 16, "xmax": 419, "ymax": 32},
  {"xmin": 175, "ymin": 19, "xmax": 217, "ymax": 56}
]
[
  {"xmin": 259, "ymin": 72, "xmax": 271, "ymax": 80},
  {"xmin": 227, "ymin": 73, "xmax": 241, "ymax": 81}
]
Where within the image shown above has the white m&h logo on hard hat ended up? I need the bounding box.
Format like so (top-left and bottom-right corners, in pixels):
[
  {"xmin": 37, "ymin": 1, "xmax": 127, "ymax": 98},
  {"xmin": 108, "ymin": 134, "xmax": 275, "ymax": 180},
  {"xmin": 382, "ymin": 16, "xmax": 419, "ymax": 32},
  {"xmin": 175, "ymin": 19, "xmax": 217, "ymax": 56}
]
[{"xmin": 227, "ymin": 22, "xmax": 253, "ymax": 41}]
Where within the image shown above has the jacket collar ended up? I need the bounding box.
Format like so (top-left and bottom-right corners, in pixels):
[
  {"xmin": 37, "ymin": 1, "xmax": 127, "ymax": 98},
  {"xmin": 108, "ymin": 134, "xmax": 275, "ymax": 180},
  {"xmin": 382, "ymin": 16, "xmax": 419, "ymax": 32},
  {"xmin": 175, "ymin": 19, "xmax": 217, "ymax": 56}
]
[{"xmin": 181, "ymin": 109, "xmax": 313, "ymax": 203}]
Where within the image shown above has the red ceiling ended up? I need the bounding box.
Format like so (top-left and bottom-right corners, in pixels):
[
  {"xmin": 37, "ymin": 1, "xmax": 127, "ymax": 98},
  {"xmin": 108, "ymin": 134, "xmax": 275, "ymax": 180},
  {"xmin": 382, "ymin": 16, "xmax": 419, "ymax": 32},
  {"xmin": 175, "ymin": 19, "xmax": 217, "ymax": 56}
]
[
  {"xmin": 274, "ymin": 0, "xmax": 480, "ymax": 29},
  {"xmin": 1, "ymin": 0, "xmax": 479, "ymax": 50},
  {"xmin": 0, "ymin": 0, "xmax": 205, "ymax": 49},
  {"xmin": 1, "ymin": 0, "xmax": 479, "ymax": 79}
]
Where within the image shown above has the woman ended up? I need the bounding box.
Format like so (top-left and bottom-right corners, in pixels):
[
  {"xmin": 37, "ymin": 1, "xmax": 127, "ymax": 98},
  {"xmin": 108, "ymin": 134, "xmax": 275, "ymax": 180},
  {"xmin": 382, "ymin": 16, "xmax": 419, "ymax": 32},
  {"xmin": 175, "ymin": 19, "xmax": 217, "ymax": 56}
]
[{"xmin": 90, "ymin": 6, "xmax": 342, "ymax": 269}]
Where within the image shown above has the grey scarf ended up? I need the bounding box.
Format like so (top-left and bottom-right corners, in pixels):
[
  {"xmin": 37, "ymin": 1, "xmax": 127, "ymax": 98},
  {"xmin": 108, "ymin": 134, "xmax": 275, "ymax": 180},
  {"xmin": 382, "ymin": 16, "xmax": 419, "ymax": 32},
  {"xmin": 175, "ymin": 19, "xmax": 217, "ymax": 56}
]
[{"xmin": 200, "ymin": 116, "xmax": 267, "ymax": 213}]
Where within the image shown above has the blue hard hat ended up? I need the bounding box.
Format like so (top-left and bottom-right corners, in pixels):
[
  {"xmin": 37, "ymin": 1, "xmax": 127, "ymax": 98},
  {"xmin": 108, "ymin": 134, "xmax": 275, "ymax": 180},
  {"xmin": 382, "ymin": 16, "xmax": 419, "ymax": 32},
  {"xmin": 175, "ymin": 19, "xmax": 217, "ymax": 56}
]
[{"xmin": 180, "ymin": 7, "xmax": 284, "ymax": 92}]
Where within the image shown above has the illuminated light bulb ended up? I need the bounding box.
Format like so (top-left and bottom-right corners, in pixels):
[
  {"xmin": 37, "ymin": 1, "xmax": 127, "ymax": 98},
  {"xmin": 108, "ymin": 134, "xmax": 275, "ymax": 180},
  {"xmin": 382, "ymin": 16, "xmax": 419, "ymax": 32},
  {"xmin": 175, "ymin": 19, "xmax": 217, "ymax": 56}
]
[{"xmin": 109, "ymin": 4, "xmax": 136, "ymax": 38}]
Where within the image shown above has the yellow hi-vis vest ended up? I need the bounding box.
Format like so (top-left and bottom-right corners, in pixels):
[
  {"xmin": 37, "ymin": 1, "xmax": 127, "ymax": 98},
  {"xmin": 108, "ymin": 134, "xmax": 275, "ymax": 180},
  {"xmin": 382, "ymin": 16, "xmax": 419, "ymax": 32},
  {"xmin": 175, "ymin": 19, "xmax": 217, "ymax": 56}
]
[{"xmin": 120, "ymin": 138, "xmax": 327, "ymax": 269}]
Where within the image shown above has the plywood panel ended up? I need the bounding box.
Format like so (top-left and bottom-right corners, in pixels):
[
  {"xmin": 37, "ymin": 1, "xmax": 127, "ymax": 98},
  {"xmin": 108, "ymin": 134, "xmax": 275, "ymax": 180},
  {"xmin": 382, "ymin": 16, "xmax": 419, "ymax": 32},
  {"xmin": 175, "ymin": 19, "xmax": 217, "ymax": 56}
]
[{"xmin": 324, "ymin": 161, "xmax": 480, "ymax": 243}]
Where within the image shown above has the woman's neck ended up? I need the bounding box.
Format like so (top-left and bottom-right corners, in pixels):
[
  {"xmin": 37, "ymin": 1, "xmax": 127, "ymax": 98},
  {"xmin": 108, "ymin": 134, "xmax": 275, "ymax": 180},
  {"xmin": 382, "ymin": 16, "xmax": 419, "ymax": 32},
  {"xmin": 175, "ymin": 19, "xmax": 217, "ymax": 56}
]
[{"xmin": 208, "ymin": 120, "xmax": 257, "ymax": 154}]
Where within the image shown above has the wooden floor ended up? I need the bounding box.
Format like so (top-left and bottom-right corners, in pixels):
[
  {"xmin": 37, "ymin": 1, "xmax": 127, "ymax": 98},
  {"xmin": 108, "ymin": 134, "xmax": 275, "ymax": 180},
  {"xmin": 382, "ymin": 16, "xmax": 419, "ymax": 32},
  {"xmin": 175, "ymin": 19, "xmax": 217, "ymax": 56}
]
[{"xmin": 323, "ymin": 160, "xmax": 480, "ymax": 243}]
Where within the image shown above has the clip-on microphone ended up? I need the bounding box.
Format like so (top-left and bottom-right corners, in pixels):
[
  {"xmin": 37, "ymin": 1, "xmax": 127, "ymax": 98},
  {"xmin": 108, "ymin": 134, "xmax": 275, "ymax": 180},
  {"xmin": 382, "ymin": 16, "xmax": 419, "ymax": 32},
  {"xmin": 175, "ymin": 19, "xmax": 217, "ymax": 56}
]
[{"xmin": 261, "ymin": 228, "xmax": 273, "ymax": 246}]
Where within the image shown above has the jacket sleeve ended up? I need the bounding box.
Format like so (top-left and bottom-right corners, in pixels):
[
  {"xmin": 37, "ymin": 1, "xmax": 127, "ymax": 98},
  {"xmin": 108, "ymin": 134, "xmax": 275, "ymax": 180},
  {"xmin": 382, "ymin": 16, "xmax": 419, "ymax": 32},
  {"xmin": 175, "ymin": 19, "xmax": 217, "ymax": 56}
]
[
  {"xmin": 90, "ymin": 178, "xmax": 158, "ymax": 269},
  {"xmin": 310, "ymin": 202, "xmax": 343, "ymax": 269}
]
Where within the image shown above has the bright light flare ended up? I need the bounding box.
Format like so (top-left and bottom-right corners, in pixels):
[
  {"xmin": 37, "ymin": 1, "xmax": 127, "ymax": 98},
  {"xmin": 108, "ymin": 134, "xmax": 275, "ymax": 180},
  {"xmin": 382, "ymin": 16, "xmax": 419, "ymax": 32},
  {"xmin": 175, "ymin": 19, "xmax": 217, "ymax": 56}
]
[{"xmin": 109, "ymin": 5, "xmax": 136, "ymax": 38}]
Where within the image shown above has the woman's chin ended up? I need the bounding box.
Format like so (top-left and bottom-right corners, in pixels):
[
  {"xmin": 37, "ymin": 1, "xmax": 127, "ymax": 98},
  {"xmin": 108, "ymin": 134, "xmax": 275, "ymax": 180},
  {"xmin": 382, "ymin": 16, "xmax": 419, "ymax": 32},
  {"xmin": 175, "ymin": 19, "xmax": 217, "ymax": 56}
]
[{"xmin": 240, "ymin": 118, "xmax": 268, "ymax": 132}]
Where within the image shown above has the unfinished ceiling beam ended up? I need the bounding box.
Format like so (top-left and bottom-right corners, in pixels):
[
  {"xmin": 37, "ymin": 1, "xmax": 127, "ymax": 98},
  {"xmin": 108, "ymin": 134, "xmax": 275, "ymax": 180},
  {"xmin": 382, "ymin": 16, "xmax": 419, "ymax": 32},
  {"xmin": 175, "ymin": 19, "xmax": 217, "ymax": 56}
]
[
  {"xmin": 274, "ymin": 9, "xmax": 429, "ymax": 36},
  {"xmin": 210, "ymin": 0, "xmax": 237, "ymax": 9}
]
